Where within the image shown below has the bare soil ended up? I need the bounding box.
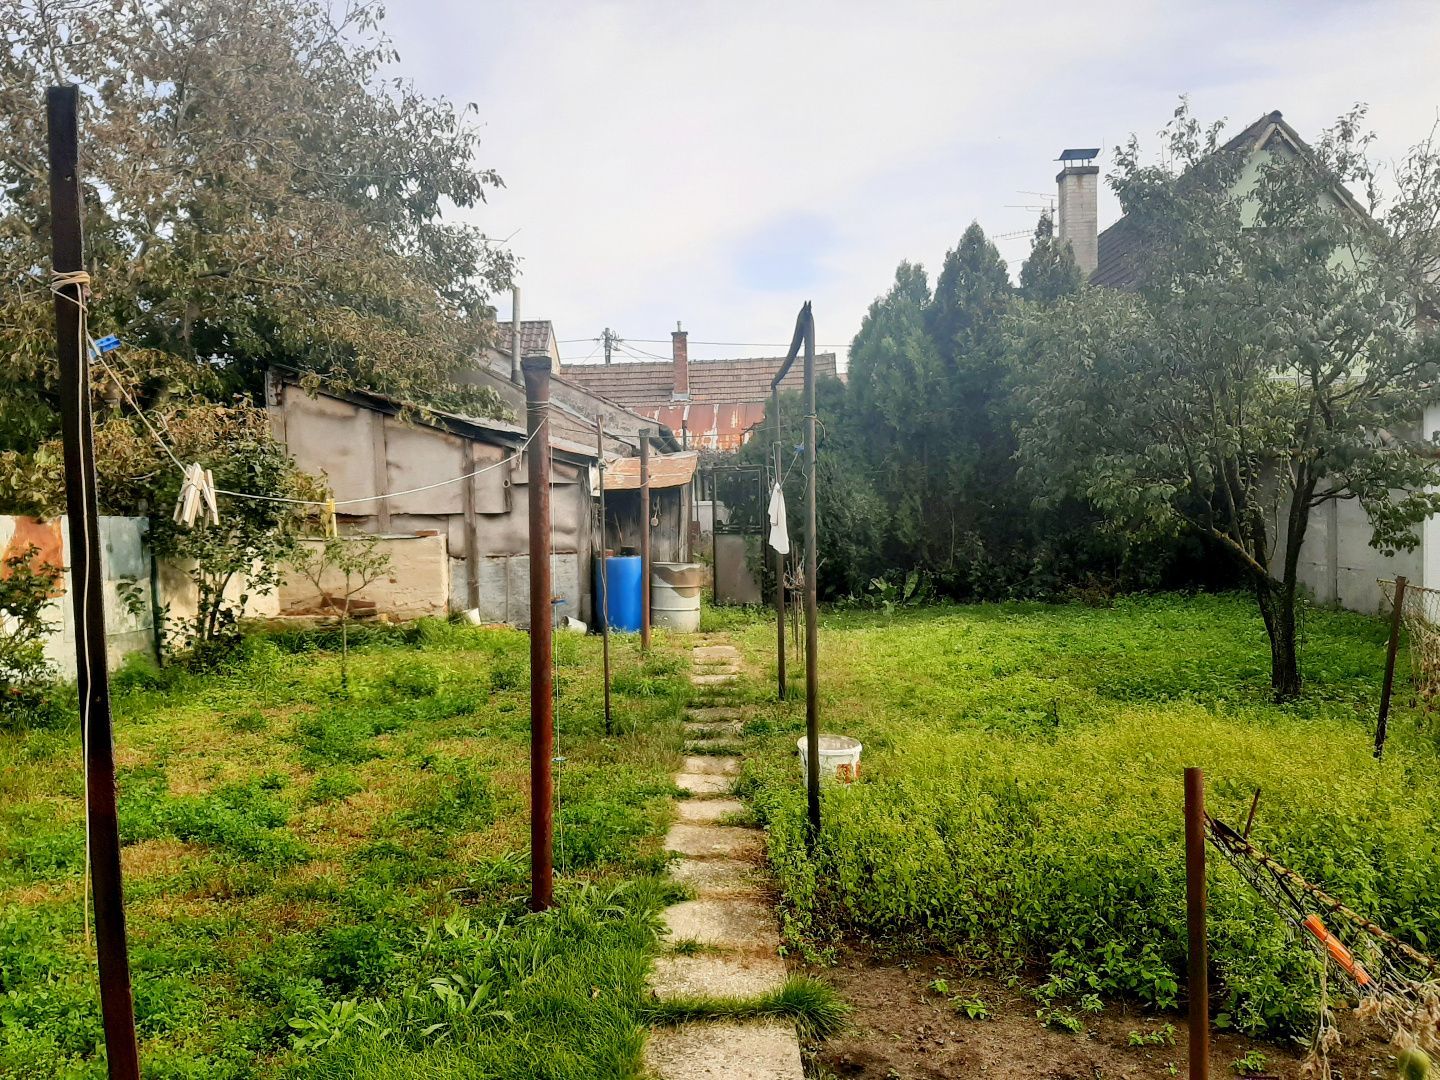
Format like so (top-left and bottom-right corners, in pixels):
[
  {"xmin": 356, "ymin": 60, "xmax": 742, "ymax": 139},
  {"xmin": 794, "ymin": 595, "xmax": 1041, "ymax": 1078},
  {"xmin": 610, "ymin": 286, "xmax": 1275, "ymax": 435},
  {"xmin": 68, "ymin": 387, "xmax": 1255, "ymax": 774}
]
[{"xmin": 799, "ymin": 948, "xmax": 1398, "ymax": 1080}]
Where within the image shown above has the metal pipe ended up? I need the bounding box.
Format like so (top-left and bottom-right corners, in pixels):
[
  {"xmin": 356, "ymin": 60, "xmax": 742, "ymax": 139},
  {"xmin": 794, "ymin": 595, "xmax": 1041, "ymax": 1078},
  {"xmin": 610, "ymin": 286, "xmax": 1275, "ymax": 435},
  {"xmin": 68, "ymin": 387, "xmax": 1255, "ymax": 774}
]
[
  {"xmin": 523, "ymin": 357, "xmax": 554, "ymax": 911},
  {"xmin": 709, "ymin": 469, "xmax": 718, "ymax": 604},
  {"xmin": 596, "ymin": 419, "xmax": 612, "ymax": 736},
  {"xmin": 1185, "ymin": 767, "xmax": 1210, "ymax": 1080},
  {"xmin": 802, "ymin": 303, "xmax": 820, "ymax": 839},
  {"xmin": 48, "ymin": 84, "xmax": 141, "ymax": 1080},
  {"xmin": 510, "ymin": 287, "xmax": 522, "ymax": 383},
  {"xmin": 772, "ymin": 383, "xmax": 786, "ymax": 700},
  {"xmin": 640, "ymin": 430, "xmax": 651, "ymax": 652},
  {"xmin": 1377, "ymin": 574, "xmax": 1407, "ymax": 759}
]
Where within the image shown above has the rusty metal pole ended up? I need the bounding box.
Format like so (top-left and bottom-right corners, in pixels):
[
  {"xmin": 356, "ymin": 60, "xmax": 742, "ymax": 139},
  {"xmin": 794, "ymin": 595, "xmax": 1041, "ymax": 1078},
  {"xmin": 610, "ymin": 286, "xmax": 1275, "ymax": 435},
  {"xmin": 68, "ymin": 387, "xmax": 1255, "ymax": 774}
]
[
  {"xmin": 710, "ymin": 469, "xmax": 719, "ymax": 602},
  {"xmin": 1377, "ymin": 574, "xmax": 1407, "ymax": 760},
  {"xmin": 49, "ymin": 85, "xmax": 142, "ymax": 1080},
  {"xmin": 640, "ymin": 430, "xmax": 651, "ymax": 652},
  {"xmin": 596, "ymin": 419, "xmax": 612, "ymax": 736},
  {"xmin": 772, "ymin": 383, "xmax": 786, "ymax": 700},
  {"xmin": 802, "ymin": 303, "xmax": 820, "ymax": 839},
  {"xmin": 1185, "ymin": 767, "xmax": 1209, "ymax": 1080},
  {"xmin": 523, "ymin": 357, "xmax": 554, "ymax": 911}
]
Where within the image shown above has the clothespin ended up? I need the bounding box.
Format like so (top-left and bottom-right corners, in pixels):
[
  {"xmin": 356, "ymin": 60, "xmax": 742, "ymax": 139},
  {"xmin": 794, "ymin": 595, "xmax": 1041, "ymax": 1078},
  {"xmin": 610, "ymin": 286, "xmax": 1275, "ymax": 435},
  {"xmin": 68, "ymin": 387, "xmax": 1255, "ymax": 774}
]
[
  {"xmin": 93, "ymin": 334, "xmax": 121, "ymax": 354},
  {"xmin": 173, "ymin": 463, "xmax": 219, "ymax": 527},
  {"xmin": 323, "ymin": 497, "xmax": 338, "ymax": 538}
]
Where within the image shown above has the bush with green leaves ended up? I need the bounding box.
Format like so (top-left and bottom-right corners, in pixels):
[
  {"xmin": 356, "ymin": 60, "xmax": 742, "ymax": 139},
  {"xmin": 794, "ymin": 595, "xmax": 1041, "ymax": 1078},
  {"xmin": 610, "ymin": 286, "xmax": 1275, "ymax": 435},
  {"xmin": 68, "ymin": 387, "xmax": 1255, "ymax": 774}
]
[{"xmin": 0, "ymin": 544, "xmax": 61, "ymax": 729}]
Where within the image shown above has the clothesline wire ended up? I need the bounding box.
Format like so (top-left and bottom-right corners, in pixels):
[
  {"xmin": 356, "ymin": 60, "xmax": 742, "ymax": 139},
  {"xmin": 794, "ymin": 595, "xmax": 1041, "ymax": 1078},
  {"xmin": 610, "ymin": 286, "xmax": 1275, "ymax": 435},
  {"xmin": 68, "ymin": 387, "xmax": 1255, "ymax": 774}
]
[{"xmin": 55, "ymin": 284, "xmax": 543, "ymax": 511}]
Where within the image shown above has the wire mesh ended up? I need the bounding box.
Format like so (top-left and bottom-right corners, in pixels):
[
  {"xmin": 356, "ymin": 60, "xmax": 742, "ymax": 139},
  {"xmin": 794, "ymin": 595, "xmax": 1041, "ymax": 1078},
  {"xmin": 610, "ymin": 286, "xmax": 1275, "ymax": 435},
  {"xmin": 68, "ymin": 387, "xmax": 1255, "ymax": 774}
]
[{"xmin": 1379, "ymin": 579, "xmax": 1440, "ymax": 714}]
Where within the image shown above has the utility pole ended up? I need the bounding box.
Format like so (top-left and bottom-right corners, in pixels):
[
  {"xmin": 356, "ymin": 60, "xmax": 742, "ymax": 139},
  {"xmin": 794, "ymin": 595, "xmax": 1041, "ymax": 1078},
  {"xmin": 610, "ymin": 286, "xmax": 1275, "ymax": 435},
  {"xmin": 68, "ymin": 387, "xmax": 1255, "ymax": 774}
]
[
  {"xmin": 48, "ymin": 84, "xmax": 141, "ymax": 1080},
  {"xmin": 602, "ymin": 327, "xmax": 621, "ymax": 365},
  {"xmin": 640, "ymin": 429, "xmax": 651, "ymax": 652},
  {"xmin": 522, "ymin": 357, "xmax": 554, "ymax": 911}
]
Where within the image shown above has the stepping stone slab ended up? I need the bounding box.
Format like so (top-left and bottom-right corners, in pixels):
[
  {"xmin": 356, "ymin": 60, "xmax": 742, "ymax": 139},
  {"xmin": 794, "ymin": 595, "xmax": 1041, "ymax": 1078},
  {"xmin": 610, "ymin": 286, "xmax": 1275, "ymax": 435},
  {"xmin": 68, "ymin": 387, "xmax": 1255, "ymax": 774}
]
[
  {"xmin": 645, "ymin": 1021, "xmax": 803, "ymax": 1080},
  {"xmin": 664, "ymin": 823, "xmax": 762, "ymax": 859},
  {"xmin": 693, "ymin": 645, "xmax": 740, "ymax": 661},
  {"xmin": 675, "ymin": 798, "xmax": 745, "ymax": 823},
  {"xmin": 683, "ymin": 755, "xmax": 739, "ymax": 776},
  {"xmin": 690, "ymin": 673, "xmax": 738, "ymax": 686},
  {"xmin": 663, "ymin": 897, "xmax": 780, "ymax": 951},
  {"xmin": 649, "ymin": 952, "xmax": 787, "ymax": 999},
  {"xmin": 668, "ymin": 857, "xmax": 766, "ymax": 898},
  {"xmin": 684, "ymin": 738, "xmax": 744, "ymax": 755},
  {"xmin": 676, "ymin": 773, "xmax": 731, "ymax": 796},
  {"xmin": 686, "ymin": 706, "xmax": 743, "ymax": 722},
  {"xmin": 684, "ymin": 723, "xmax": 743, "ymax": 741}
]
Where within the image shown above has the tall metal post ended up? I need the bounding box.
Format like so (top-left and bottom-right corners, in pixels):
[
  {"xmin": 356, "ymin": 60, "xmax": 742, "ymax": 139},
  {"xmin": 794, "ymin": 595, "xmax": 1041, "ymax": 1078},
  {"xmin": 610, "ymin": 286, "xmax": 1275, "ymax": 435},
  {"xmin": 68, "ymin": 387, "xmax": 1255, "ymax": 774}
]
[
  {"xmin": 802, "ymin": 303, "xmax": 820, "ymax": 838},
  {"xmin": 772, "ymin": 383, "xmax": 786, "ymax": 700},
  {"xmin": 640, "ymin": 429, "xmax": 651, "ymax": 652},
  {"xmin": 709, "ymin": 469, "xmax": 719, "ymax": 602},
  {"xmin": 1184, "ymin": 767, "xmax": 1210, "ymax": 1080},
  {"xmin": 596, "ymin": 419, "xmax": 612, "ymax": 736},
  {"xmin": 48, "ymin": 84, "xmax": 141, "ymax": 1080},
  {"xmin": 509, "ymin": 286, "xmax": 522, "ymax": 383},
  {"xmin": 522, "ymin": 357, "xmax": 554, "ymax": 911},
  {"xmin": 1377, "ymin": 574, "xmax": 1407, "ymax": 759}
]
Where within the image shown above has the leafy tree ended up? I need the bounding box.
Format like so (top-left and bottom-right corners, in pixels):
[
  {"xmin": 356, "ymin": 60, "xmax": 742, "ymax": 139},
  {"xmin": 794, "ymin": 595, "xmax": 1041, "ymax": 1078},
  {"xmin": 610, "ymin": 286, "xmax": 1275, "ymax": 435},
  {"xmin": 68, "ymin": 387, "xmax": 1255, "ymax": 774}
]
[
  {"xmin": 288, "ymin": 533, "xmax": 393, "ymax": 692},
  {"xmin": 1014, "ymin": 104, "xmax": 1440, "ymax": 698},
  {"xmin": 0, "ymin": 0, "xmax": 514, "ymax": 512},
  {"xmin": 0, "ymin": 544, "xmax": 61, "ymax": 727},
  {"xmin": 1019, "ymin": 211, "xmax": 1084, "ymax": 304}
]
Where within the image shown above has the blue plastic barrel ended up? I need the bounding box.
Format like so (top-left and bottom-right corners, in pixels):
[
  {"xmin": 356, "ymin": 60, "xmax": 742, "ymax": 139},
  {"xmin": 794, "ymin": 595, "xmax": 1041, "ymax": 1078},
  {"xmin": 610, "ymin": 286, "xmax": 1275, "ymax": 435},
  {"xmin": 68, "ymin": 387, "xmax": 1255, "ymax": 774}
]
[{"xmin": 595, "ymin": 555, "xmax": 643, "ymax": 632}]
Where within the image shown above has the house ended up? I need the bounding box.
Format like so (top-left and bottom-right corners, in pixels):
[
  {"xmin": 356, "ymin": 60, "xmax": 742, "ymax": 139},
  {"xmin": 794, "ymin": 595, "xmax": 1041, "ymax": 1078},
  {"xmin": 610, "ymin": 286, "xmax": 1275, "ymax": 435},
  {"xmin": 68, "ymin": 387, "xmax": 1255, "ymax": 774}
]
[
  {"xmin": 1056, "ymin": 110, "xmax": 1438, "ymax": 614},
  {"xmin": 265, "ymin": 355, "xmax": 693, "ymax": 628},
  {"xmin": 558, "ymin": 325, "xmax": 843, "ymax": 450}
]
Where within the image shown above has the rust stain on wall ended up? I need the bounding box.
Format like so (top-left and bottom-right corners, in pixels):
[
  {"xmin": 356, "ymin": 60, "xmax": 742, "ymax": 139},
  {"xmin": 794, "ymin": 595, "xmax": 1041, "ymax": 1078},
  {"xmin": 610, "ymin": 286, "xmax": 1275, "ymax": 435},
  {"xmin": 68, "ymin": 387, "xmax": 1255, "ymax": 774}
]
[{"xmin": 2, "ymin": 516, "xmax": 65, "ymax": 595}]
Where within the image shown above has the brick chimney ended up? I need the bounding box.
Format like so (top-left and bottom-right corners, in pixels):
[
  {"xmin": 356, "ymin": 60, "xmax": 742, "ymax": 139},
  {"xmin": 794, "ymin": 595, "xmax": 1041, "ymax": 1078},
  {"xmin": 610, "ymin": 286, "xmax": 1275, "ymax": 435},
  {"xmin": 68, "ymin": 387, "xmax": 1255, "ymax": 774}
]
[
  {"xmin": 672, "ymin": 321, "xmax": 689, "ymax": 400},
  {"xmin": 1056, "ymin": 148, "xmax": 1100, "ymax": 277}
]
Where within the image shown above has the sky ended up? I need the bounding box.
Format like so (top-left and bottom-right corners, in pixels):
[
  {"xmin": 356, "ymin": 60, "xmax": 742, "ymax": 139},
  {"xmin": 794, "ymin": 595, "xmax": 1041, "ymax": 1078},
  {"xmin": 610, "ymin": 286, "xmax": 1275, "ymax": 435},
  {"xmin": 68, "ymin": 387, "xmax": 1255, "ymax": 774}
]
[{"xmin": 383, "ymin": 0, "xmax": 1440, "ymax": 368}]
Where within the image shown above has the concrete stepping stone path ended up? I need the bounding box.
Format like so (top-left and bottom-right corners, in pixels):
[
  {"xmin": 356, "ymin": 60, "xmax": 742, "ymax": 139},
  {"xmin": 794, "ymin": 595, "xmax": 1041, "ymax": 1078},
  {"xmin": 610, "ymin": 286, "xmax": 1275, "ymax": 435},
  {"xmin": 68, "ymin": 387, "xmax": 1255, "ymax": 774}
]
[{"xmin": 645, "ymin": 639, "xmax": 802, "ymax": 1080}]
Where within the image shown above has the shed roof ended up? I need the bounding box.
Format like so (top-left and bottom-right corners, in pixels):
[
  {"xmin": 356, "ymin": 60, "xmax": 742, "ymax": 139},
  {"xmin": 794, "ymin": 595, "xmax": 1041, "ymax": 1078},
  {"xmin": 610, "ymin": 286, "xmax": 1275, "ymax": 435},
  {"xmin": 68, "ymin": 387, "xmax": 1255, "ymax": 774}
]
[{"xmin": 603, "ymin": 451, "xmax": 698, "ymax": 491}]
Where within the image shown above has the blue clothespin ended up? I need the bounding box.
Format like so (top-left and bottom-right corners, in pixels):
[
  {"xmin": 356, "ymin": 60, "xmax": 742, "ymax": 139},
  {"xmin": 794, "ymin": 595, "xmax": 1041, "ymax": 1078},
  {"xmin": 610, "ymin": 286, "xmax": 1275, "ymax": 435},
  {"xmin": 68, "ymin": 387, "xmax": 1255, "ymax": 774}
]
[{"xmin": 94, "ymin": 334, "xmax": 121, "ymax": 354}]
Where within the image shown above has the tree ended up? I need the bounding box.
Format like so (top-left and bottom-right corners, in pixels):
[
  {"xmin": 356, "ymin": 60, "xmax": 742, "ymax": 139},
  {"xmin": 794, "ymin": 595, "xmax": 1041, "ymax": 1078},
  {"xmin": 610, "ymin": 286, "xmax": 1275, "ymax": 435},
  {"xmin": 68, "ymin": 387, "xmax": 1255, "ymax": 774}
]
[
  {"xmin": 1019, "ymin": 211, "xmax": 1084, "ymax": 304},
  {"xmin": 1014, "ymin": 104, "xmax": 1440, "ymax": 699},
  {"xmin": 289, "ymin": 533, "xmax": 393, "ymax": 692},
  {"xmin": 0, "ymin": 0, "xmax": 514, "ymax": 513}
]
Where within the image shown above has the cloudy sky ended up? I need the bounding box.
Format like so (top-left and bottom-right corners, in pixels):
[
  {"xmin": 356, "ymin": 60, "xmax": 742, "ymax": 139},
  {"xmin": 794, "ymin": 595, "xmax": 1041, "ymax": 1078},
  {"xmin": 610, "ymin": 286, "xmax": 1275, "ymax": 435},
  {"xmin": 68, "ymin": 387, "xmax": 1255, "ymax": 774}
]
[{"xmin": 384, "ymin": 1, "xmax": 1440, "ymax": 366}]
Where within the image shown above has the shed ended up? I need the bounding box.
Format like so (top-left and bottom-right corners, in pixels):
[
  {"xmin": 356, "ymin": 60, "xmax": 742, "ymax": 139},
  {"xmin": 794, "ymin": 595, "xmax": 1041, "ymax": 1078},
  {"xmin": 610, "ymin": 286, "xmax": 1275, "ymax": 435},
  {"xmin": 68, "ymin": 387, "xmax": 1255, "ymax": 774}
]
[{"xmin": 602, "ymin": 451, "xmax": 698, "ymax": 564}]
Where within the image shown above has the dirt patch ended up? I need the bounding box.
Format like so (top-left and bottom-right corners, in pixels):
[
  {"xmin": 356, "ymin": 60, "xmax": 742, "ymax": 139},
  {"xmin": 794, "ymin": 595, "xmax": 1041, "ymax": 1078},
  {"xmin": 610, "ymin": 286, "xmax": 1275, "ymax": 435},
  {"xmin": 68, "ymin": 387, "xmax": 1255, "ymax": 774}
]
[{"xmin": 802, "ymin": 948, "xmax": 1397, "ymax": 1080}]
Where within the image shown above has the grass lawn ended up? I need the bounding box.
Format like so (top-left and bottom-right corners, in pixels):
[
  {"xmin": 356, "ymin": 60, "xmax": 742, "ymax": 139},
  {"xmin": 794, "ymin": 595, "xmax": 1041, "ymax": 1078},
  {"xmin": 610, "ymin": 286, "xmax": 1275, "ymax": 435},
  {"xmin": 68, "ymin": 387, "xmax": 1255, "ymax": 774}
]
[
  {"xmin": 725, "ymin": 592, "xmax": 1440, "ymax": 1039},
  {"xmin": 1, "ymin": 620, "xmax": 690, "ymax": 1078}
]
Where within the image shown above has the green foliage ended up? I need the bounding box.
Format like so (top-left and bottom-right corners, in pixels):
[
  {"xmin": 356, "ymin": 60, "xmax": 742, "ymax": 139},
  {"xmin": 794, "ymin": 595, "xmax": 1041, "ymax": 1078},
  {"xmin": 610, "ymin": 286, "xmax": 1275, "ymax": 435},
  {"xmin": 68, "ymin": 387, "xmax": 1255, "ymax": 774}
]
[
  {"xmin": 1014, "ymin": 102, "xmax": 1440, "ymax": 697},
  {"xmin": 1128, "ymin": 1023, "xmax": 1176, "ymax": 1047},
  {"xmin": 735, "ymin": 595, "xmax": 1440, "ymax": 1039},
  {"xmin": 0, "ymin": 544, "xmax": 61, "ymax": 729},
  {"xmin": 641, "ymin": 975, "xmax": 850, "ymax": 1040},
  {"xmin": 288, "ymin": 534, "xmax": 394, "ymax": 691},
  {"xmin": 1019, "ymin": 211, "xmax": 1084, "ymax": 304},
  {"xmin": 1231, "ymin": 1049, "xmax": 1269, "ymax": 1074}
]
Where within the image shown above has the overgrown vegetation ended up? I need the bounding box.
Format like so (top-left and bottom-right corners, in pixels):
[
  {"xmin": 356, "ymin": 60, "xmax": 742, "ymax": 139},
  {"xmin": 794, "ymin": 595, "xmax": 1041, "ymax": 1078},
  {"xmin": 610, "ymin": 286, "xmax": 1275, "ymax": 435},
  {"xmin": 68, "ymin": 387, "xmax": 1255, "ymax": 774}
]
[
  {"xmin": 0, "ymin": 543, "xmax": 61, "ymax": 729},
  {"xmin": 730, "ymin": 594, "xmax": 1440, "ymax": 1038},
  {"xmin": 0, "ymin": 621, "xmax": 691, "ymax": 1077}
]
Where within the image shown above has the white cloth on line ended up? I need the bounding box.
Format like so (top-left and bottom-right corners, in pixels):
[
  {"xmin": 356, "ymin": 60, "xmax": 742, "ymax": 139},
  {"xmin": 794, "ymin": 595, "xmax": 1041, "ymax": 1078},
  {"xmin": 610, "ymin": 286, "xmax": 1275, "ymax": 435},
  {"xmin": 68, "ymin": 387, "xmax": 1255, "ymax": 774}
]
[{"xmin": 767, "ymin": 482, "xmax": 790, "ymax": 556}]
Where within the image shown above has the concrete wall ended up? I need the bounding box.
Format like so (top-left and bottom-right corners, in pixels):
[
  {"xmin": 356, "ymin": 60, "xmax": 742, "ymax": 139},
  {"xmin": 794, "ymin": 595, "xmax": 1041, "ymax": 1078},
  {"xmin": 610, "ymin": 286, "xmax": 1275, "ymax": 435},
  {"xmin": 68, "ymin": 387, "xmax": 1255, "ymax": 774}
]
[
  {"xmin": 269, "ymin": 377, "xmax": 597, "ymax": 628},
  {"xmin": 279, "ymin": 534, "xmax": 450, "ymax": 620},
  {"xmin": 1279, "ymin": 493, "xmax": 1424, "ymax": 615}
]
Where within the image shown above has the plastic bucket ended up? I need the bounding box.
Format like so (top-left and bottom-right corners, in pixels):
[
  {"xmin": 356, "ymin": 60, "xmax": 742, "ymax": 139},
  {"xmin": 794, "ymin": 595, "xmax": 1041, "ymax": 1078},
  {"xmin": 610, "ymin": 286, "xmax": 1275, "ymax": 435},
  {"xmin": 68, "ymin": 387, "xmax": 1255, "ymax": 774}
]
[
  {"xmin": 594, "ymin": 555, "xmax": 642, "ymax": 632},
  {"xmin": 797, "ymin": 735, "xmax": 863, "ymax": 784},
  {"xmin": 651, "ymin": 562, "xmax": 702, "ymax": 633}
]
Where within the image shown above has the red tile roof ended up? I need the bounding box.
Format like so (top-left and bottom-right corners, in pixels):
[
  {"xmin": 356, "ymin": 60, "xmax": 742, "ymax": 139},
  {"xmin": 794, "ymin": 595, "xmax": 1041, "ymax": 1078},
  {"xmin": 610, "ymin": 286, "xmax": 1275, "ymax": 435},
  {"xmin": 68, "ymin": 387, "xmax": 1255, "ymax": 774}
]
[{"xmin": 561, "ymin": 353, "xmax": 841, "ymax": 449}]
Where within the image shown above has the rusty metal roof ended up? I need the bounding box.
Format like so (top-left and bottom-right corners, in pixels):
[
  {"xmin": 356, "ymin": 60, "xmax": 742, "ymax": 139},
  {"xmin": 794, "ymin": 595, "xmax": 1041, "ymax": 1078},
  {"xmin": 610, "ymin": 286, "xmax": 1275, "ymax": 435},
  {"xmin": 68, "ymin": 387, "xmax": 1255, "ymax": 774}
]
[{"xmin": 604, "ymin": 451, "xmax": 699, "ymax": 491}]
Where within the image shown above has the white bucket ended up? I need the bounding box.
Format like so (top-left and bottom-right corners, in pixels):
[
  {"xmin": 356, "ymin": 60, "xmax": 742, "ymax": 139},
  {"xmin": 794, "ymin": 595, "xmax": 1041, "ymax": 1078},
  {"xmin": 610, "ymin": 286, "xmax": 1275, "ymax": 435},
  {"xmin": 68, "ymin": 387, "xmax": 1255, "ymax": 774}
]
[{"xmin": 797, "ymin": 734, "xmax": 863, "ymax": 784}]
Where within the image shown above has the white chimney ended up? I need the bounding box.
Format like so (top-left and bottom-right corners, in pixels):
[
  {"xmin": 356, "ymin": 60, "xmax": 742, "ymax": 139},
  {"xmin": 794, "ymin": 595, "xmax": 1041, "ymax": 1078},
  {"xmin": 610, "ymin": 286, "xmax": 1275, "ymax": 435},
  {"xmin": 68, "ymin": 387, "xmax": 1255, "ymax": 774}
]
[{"xmin": 1056, "ymin": 148, "xmax": 1100, "ymax": 277}]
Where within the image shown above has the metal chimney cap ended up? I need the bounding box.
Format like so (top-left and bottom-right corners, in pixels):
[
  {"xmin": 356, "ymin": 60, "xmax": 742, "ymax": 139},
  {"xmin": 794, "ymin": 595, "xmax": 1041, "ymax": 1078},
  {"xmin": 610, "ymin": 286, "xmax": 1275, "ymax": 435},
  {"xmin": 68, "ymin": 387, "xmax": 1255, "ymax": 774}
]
[{"xmin": 1057, "ymin": 147, "xmax": 1100, "ymax": 163}]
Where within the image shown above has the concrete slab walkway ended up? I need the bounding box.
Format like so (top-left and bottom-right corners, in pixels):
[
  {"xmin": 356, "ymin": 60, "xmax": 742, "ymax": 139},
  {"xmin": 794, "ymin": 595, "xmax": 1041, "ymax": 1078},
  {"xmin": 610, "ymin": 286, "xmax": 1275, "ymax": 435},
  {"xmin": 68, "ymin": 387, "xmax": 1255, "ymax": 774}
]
[{"xmin": 645, "ymin": 636, "xmax": 802, "ymax": 1080}]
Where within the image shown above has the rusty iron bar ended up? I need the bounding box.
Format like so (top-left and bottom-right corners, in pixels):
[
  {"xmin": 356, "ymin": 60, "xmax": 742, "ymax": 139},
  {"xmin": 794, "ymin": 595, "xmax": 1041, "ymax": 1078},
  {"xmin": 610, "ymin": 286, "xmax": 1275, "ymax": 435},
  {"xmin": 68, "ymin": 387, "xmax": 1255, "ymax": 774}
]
[
  {"xmin": 640, "ymin": 430, "xmax": 651, "ymax": 652},
  {"xmin": 1377, "ymin": 574, "xmax": 1407, "ymax": 759},
  {"xmin": 1185, "ymin": 767, "xmax": 1209, "ymax": 1080},
  {"xmin": 48, "ymin": 84, "xmax": 142, "ymax": 1080},
  {"xmin": 596, "ymin": 419, "xmax": 612, "ymax": 736},
  {"xmin": 710, "ymin": 468, "xmax": 719, "ymax": 602},
  {"xmin": 1242, "ymin": 788, "xmax": 1261, "ymax": 839},
  {"xmin": 523, "ymin": 357, "xmax": 554, "ymax": 911},
  {"xmin": 801, "ymin": 303, "xmax": 820, "ymax": 838},
  {"xmin": 772, "ymin": 383, "xmax": 786, "ymax": 699}
]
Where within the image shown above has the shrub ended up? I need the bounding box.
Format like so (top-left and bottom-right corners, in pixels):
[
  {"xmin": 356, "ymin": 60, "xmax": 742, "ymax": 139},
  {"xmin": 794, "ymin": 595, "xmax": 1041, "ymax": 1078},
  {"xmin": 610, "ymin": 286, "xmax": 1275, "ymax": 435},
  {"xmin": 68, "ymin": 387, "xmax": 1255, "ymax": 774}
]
[{"xmin": 0, "ymin": 544, "xmax": 61, "ymax": 730}]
